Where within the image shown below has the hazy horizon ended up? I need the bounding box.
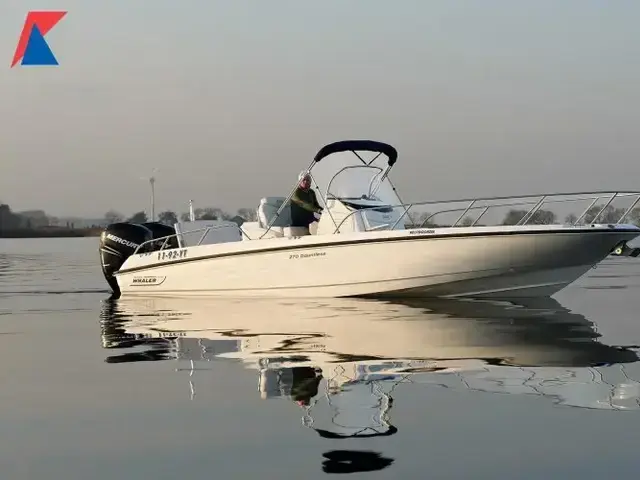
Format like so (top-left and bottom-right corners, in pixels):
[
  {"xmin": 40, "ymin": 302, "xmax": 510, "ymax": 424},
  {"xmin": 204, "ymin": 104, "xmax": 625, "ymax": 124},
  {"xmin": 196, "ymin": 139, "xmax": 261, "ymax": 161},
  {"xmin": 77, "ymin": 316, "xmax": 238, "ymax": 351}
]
[{"xmin": 2, "ymin": 0, "xmax": 639, "ymax": 219}]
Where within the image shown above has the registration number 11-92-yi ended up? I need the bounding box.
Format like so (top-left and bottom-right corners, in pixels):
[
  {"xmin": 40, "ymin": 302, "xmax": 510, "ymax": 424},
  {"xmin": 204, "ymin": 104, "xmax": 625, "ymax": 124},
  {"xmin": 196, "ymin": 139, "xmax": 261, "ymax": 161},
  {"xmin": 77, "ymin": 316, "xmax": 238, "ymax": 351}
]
[{"xmin": 157, "ymin": 249, "xmax": 188, "ymax": 261}]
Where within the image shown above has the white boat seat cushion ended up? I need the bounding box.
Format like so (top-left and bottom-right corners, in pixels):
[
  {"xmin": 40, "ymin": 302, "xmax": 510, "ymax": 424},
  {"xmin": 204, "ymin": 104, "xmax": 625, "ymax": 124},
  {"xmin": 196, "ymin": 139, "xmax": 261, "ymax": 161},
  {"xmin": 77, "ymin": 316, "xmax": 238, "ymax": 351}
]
[{"xmin": 257, "ymin": 197, "xmax": 292, "ymax": 228}]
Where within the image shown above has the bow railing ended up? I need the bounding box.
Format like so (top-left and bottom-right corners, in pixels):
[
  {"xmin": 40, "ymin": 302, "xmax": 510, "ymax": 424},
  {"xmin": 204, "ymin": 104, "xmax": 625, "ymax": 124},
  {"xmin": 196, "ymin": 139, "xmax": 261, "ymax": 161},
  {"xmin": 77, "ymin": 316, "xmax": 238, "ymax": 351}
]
[{"xmin": 330, "ymin": 190, "xmax": 640, "ymax": 234}]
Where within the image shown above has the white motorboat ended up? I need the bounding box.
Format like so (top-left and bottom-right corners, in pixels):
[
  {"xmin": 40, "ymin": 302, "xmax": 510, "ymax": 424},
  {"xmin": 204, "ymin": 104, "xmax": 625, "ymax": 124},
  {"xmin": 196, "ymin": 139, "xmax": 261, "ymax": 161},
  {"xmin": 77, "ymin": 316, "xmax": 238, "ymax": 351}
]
[{"xmin": 98, "ymin": 140, "xmax": 640, "ymax": 299}]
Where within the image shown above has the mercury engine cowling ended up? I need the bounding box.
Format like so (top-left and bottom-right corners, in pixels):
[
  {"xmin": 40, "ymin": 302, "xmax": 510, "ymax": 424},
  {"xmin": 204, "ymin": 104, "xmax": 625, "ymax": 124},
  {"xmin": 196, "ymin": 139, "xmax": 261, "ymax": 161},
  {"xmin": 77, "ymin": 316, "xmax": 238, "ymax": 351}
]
[{"xmin": 99, "ymin": 222, "xmax": 177, "ymax": 297}]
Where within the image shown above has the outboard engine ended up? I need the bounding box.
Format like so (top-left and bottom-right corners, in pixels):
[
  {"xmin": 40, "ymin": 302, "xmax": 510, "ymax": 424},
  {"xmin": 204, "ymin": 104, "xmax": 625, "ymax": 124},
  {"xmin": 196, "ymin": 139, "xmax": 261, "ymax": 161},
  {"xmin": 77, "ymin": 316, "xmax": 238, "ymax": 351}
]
[
  {"xmin": 611, "ymin": 241, "xmax": 640, "ymax": 257},
  {"xmin": 141, "ymin": 222, "xmax": 179, "ymax": 250},
  {"xmin": 98, "ymin": 222, "xmax": 177, "ymax": 297}
]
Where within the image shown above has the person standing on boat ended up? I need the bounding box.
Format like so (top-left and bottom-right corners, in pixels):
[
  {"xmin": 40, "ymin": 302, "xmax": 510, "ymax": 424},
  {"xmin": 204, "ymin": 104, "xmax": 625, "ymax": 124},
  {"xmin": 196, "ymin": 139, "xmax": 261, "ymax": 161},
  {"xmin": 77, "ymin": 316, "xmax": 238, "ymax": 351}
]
[{"xmin": 290, "ymin": 172, "xmax": 323, "ymax": 234}]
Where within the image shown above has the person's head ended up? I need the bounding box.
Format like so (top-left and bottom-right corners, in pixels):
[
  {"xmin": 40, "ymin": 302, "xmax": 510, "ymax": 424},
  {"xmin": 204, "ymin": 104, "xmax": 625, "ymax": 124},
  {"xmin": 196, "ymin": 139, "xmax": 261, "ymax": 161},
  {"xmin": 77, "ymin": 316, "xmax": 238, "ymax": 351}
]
[{"xmin": 298, "ymin": 171, "xmax": 311, "ymax": 190}]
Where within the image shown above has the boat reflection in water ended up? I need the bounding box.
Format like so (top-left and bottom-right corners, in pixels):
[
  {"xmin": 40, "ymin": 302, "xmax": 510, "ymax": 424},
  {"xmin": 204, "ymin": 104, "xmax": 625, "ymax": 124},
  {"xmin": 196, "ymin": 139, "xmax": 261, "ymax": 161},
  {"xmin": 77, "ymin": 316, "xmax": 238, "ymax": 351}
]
[
  {"xmin": 99, "ymin": 296, "xmax": 640, "ymax": 473},
  {"xmin": 100, "ymin": 294, "xmax": 640, "ymax": 408}
]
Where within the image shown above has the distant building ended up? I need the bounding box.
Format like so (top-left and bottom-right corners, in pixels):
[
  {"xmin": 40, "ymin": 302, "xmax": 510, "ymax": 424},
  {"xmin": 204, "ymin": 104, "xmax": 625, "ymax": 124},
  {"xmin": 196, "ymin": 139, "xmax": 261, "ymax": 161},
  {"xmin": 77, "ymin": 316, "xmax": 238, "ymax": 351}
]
[
  {"xmin": 17, "ymin": 210, "xmax": 50, "ymax": 228},
  {"xmin": 55, "ymin": 217, "xmax": 110, "ymax": 228}
]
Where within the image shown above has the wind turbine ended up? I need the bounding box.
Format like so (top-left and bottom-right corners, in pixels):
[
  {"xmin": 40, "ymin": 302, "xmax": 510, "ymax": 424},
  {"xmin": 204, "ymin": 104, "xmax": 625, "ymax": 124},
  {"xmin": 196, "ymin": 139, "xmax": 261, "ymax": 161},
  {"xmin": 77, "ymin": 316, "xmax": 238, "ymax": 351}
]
[{"xmin": 139, "ymin": 168, "xmax": 159, "ymax": 222}]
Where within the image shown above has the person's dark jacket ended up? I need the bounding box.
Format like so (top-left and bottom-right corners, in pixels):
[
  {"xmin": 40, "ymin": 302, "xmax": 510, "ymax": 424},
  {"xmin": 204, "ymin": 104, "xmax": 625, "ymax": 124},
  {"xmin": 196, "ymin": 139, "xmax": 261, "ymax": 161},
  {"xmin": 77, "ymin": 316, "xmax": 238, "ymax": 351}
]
[{"xmin": 290, "ymin": 187, "xmax": 322, "ymax": 227}]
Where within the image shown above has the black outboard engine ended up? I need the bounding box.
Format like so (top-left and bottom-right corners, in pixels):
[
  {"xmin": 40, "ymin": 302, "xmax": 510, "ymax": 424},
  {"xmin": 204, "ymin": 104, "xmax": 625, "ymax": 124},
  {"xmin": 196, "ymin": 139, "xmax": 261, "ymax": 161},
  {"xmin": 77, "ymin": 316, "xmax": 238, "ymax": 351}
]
[
  {"xmin": 611, "ymin": 241, "xmax": 640, "ymax": 257},
  {"xmin": 98, "ymin": 221, "xmax": 178, "ymax": 297},
  {"xmin": 141, "ymin": 222, "xmax": 179, "ymax": 250},
  {"xmin": 99, "ymin": 223, "xmax": 152, "ymax": 297}
]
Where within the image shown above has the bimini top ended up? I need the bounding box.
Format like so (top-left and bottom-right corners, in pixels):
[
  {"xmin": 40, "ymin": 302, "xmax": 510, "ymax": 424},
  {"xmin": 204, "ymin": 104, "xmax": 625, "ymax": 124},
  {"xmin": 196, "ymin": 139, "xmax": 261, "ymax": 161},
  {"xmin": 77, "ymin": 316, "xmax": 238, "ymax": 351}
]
[{"xmin": 313, "ymin": 140, "xmax": 398, "ymax": 166}]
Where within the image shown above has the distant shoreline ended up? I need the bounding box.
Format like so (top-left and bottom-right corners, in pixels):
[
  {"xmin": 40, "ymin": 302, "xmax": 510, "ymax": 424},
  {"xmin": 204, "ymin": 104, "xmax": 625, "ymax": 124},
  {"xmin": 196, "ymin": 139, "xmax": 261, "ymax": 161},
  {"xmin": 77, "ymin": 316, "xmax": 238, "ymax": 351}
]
[{"xmin": 0, "ymin": 227, "xmax": 102, "ymax": 239}]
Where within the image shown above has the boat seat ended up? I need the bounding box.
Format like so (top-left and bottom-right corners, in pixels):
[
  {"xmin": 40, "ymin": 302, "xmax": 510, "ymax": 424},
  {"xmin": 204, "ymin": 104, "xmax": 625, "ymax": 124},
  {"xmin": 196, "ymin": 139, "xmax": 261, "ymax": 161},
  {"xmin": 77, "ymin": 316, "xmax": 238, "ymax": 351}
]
[
  {"xmin": 284, "ymin": 226, "xmax": 312, "ymax": 237},
  {"xmin": 174, "ymin": 220, "xmax": 242, "ymax": 247},
  {"xmin": 257, "ymin": 197, "xmax": 292, "ymax": 229}
]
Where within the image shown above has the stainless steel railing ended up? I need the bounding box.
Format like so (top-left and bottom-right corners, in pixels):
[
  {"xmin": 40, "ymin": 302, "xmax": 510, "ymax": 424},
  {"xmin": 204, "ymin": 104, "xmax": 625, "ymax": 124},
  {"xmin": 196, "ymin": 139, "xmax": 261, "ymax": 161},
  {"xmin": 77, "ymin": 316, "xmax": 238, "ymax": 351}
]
[
  {"xmin": 132, "ymin": 223, "xmax": 250, "ymax": 255},
  {"xmin": 131, "ymin": 190, "xmax": 640, "ymax": 255},
  {"xmin": 330, "ymin": 190, "xmax": 640, "ymax": 233}
]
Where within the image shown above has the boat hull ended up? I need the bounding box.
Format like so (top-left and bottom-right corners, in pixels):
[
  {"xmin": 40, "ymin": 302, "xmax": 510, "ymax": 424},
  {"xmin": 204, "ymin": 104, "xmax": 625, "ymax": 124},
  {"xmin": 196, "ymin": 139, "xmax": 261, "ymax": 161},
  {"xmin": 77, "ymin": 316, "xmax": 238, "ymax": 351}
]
[{"xmin": 114, "ymin": 226, "xmax": 639, "ymax": 299}]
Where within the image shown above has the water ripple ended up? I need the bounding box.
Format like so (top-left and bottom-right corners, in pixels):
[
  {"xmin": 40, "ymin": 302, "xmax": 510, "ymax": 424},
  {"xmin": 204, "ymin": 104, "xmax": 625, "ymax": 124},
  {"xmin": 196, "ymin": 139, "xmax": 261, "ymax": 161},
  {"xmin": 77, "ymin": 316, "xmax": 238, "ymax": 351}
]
[{"xmin": 0, "ymin": 289, "xmax": 110, "ymax": 296}]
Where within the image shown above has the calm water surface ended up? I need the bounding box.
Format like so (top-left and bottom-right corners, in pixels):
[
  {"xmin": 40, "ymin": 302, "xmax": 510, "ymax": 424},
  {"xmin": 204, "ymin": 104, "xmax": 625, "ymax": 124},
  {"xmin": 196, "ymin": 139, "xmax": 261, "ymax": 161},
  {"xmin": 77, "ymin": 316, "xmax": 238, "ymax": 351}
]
[{"xmin": 1, "ymin": 237, "xmax": 640, "ymax": 479}]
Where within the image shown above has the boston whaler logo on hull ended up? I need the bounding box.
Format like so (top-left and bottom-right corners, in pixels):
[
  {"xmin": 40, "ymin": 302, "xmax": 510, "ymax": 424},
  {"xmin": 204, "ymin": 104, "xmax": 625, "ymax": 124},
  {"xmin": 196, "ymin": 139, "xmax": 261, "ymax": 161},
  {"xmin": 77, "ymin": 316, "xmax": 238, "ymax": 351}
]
[{"xmin": 130, "ymin": 275, "xmax": 166, "ymax": 286}]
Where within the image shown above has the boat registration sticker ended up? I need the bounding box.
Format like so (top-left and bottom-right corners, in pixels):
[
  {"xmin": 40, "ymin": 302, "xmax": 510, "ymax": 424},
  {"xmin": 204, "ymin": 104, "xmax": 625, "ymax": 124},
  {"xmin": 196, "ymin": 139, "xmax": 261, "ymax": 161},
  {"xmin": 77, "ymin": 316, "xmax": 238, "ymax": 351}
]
[
  {"xmin": 138, "ymin": 331, "xmax": 187, "ymax": 338},
  {"xmin": 157, "ymin": 249, "xmax": 188, "ymax": 261}
]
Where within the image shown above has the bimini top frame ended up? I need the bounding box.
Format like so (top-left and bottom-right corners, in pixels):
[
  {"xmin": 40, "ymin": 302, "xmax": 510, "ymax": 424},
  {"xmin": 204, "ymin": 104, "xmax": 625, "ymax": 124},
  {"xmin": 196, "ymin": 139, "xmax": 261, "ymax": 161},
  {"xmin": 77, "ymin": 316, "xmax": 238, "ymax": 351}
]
[
  {"xmin": 259, "ymin": 140, "xmax": 401, "ymax": 238},
  {"xmin": 313, "ymin": 140, "xmax": 398, "ymax": 166}
]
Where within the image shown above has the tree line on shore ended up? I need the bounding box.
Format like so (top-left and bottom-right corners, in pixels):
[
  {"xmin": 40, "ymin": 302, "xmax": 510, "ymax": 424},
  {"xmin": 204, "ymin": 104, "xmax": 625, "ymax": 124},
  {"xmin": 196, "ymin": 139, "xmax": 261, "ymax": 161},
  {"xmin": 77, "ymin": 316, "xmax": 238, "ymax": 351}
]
[
  {"xmin": 116, "ymin": 204, "xmax": 639, "ymax": 229},
  {"xmin": 0, "ymin": 202, "xmax": 260, "ymax": 234},
  {"xmin": 103, "ymin": 206, "xmax": 259, "ymax": 226},
  {"xmin": 3, "ymin": 201, "xmax": 640, "ymax": 235},
  {"xmin": 415, "ymin": 204, "xmax": 640, "ymax": 227},
  {"xmin": 1, "ymin": 203, "xmax": 77, "ymax": 232},
  {"xmin": 0, "ymin": 203, "xmax": 104, "ymax": 237}
]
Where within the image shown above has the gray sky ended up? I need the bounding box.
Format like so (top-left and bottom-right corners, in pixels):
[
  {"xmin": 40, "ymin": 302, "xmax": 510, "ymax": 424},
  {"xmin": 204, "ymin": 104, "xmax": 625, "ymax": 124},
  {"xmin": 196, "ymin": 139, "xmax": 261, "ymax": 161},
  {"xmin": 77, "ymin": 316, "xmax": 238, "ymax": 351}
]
[{"xmin": 1, "ymin": 0, "xmax": 639, "ymax": 218}]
